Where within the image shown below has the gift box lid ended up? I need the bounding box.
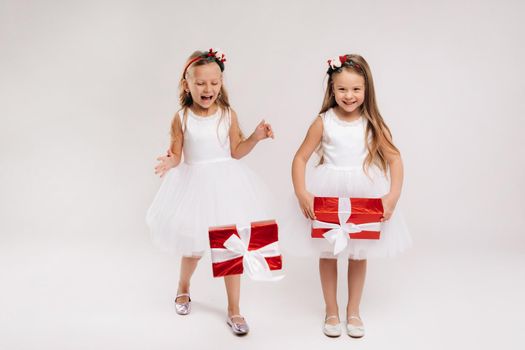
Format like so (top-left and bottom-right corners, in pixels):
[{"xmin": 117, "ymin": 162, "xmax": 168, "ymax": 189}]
[
  {"xmin": 209, "ymin": 220, "xmax": 279, "ymax": 250},
  {"xmin": 313, "ymin": 197, "xmax": 383, "ymax": 225}
]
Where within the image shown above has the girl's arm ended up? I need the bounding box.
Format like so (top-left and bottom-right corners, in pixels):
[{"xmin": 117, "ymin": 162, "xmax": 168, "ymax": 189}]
[
  {"xmin": 381, "ymin": 146, "xmax": 404, "ymax": 221},
  {"xmin": 291, "ymin": 116, "xmax": 323, "ymax": 219},
  {"xmin": 229, "ymin": 109, "xmax": 274, "ymax": 159},
  {"xmin": 154, "ymin": 114, "xmax": 183, "ymax": 177}
]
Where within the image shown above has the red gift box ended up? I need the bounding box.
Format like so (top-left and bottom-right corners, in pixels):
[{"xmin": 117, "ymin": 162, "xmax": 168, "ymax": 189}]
[
  {"xmin": 312, "ymin": 197, "xmax": 383, "ymax": 255},
  {"xmin": 209, "ymin": 220, "xmax": 283, "ymax": 280}
]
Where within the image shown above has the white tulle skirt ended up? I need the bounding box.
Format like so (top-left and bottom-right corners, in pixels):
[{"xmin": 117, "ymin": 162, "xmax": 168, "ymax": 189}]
[
  {"xmin": 280, "ymin": 163, "xmax": 412, "ymax": 260},
  {"xmin": 146, "ymin": 159, "xmax": 274, "ymax": 257}
]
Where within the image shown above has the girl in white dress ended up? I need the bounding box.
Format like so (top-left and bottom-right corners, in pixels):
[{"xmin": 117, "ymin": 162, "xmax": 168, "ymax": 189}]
[
  {"xmin": 290, "ymin": 54, "xmax": 411, "ymax": 338},
  {"xmin": 147, "ymin": 49, "xmax": 274, "ymax": 335}
]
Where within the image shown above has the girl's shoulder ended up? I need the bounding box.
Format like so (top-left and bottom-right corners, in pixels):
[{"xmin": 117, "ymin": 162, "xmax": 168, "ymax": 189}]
[
  {"xmin": 175, "ymin": 108, "xmax": 188, "ymax": 132},
  {"xmin": 307, "ymin": 111, "xmax": 328, "ymax": 133},
  {"xmin": 317, "ymin": 109, "xmax": 335, "ymax": 128},
  {"xmin": 307, "ymin": 114, "xmax": 324, "ymax": 136},
  {"xmin": 176, "ymin": 107, "xmax": 189, "ymax": 122},
  {"xmin": 224, "ymin": 106, "xmax": 234, "ymax": 119},
  {"xmin": 220, "ymin": 106, "xmax": 234, "ymax": 128},
  {"xmin": 319, "ymin": 108, "xmax": 334, "ymax": 121},
  {"xmin": 171, "ymin": 108, "xmax": 185, "ymax": 126}
]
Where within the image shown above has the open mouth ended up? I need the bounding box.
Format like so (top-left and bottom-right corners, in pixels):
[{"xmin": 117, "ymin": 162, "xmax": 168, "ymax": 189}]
[{"xmin": 201, "ymin": 95, "xmax": 213, "ymax": 101}]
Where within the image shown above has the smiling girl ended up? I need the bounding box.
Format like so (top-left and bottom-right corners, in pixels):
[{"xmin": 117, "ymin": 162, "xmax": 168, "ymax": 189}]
[{"xmin": 290, "ymin": 54, "xmax": 411, "ymax": 338}]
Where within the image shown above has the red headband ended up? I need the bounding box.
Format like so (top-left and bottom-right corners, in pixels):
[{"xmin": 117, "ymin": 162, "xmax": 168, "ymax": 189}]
[{"xmin": 183, "ymin": 48, "xmax": 227, "ymax": 77}]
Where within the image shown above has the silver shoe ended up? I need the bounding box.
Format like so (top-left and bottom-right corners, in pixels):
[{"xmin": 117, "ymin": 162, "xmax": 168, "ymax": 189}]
[
  {"xmin": 226, "ymin": 315, "xmax": 249, "ymax": 335},
  {"xmin": 346, "ymin": 316, "xmax": 365, "ymax": 338},
  {"xmin": 174, "ymin": 293, "xmax": 191, "ymax": 315}
]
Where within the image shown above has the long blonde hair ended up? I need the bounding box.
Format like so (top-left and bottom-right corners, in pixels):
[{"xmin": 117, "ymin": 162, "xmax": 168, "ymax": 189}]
[
  {"xmin": 319, "ymin": 54, "xmax": 400, "ymax": 174},
  {"xmin": 171, "ymin": 50, "xmax": 241, "ymax": 146}
]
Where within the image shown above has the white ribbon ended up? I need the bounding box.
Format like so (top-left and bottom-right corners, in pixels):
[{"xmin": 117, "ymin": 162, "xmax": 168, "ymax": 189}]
[
  {"xmin": 312, "ymin": 198, "xmax": 381, "ymax": 255},
  {"xmin": 211, "ymin": 223, "xmax": 284, "ymax": 281}
]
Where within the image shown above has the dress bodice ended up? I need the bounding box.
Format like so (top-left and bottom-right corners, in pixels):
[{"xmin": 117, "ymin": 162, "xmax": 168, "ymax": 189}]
[
  {"xmin": 320, "ymin": 108, "xmax": 368, "ymax": 169},
  {"xmin": 179, "ymin": 108, "xmax": 232, "ymax": 164}
]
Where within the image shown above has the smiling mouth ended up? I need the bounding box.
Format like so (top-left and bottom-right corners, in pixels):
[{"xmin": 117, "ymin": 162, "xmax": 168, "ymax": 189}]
[{"xmin": 201, "ymin": 95, "xmax": 213, "ymax": 101}]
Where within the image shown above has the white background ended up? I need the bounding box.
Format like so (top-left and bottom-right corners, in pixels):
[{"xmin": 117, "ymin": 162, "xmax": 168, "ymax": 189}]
[{"xmin": 1, "ymin": 0, "xmax": 524, "ymax": 349}]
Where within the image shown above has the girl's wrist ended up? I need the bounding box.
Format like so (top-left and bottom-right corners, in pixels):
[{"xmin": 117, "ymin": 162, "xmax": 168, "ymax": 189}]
[
  {"xmin": 171, "ymin": 156, "xmax": 181, "ymax": 168},
  {"xmin": 248, "ymin": 132, "xmax": 260, "ymax": 143},
  {"xmin": 385, "ymin": 191, "xmax": 400, "ymax": 201},
  {"xmin": 295, "ymin": 189, "xmax": 308, "ymax": 197}
]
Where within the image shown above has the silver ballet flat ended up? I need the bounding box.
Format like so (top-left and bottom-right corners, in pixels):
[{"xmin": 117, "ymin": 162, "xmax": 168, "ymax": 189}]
[
  {"xmin": 323, "ymin": 315, "xmax": 342, "ymax": 337},
  {"xmin": 346, "ymin": 315, "xmax": 365, "ymax": 338},
  {"xmin": 226, "ymin": 315, "xmax": 249, "ymax": 335},
  {"xmin": 174, "ymin": 293, "xmax": 191, "ymax": 315}
]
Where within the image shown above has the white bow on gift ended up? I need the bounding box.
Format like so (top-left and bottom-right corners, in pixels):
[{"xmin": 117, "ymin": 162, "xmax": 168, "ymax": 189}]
[
  {"xmin": 312, "ymin": 198, "xmax": 382, "ymax": 255},
  {"xmin": 211, "ymin": 223, "xmax": 284, "ymax": 281}
]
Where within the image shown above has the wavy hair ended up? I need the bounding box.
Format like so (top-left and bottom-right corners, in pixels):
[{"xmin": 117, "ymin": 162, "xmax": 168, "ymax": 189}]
[{"xmin": 319, "ymin": 54, "xmax": 400, "ymax": 174}]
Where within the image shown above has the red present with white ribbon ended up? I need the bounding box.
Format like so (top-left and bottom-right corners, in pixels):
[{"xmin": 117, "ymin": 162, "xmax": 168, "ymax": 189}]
[
  {"xmin": 209, "ymin": 220, "xmax": 283, "ymax": 280},
  {"xmin": 312, "ymin": 197, "xmax": 383, "ymax": 255}
]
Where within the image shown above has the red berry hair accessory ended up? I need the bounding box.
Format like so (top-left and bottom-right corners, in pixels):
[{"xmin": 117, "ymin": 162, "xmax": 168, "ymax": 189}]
[
  {"xmin": 183, "ymin": 48, "xmax": 227, "ymax": 77},
  {"xmin": 207, "ymin": 48, "xmax": 226, "ymax": 63}
]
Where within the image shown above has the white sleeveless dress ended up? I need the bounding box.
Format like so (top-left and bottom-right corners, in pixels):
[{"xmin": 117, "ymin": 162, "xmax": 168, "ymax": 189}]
[
  {"xmin": 146, "ymin": 108, "xmax": 273, "ymax": 257},
  {"xmin": 281, "ymin": 108, "xmax": 412, "ymax": 259}
]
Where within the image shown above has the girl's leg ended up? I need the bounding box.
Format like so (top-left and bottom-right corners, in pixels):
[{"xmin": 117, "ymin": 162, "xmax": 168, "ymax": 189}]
[
  {"xmin": 224, "ymin": 274, "xmax": 245, "ymax": 322},
  {"xmin": 347, "ymin": 259, "xmax": 367, "ymax": 326},
  {"xmin": 319, "ymin": 258, "xmax": 339, "ymax": 325},
  {"xmin": 176, "ymin": 256, "xmax": 200, "ymax": 303}
]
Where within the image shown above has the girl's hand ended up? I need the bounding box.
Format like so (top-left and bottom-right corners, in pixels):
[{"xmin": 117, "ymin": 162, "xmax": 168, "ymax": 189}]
[
  {"xmin": 154, "ymin": 149, "xmax": 178, "ymax": 177},
  {"xmin": 381, "ymin": 193, "xmax": 399, "ymax": 221},
  {"xmin": 296, "ymin": 190, "xmax": 316, "ymax": 220},
  {"xmin": 252, "ymin": 119, "xmax": 274, "ymax": 141}
]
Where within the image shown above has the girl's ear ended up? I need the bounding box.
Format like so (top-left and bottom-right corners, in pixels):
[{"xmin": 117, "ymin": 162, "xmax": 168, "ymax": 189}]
[{"xmin": 182, "ymin": 79, "xmax": 189, "ymax": 92}]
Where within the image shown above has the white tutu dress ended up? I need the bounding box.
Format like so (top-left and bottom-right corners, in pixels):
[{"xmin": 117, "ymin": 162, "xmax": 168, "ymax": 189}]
[
  {"xmin": 146, "ymin": 108, "xmax": 273, "ymax": 257},
  {"xmin": 281, "ymin": 108, "xmax": 412, "ymax": 260}
]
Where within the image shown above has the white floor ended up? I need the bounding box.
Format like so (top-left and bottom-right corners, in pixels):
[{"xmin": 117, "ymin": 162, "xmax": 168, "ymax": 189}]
[{"xmin": 1, "ymin": 235, "xmax": 524, "ymax": 350}]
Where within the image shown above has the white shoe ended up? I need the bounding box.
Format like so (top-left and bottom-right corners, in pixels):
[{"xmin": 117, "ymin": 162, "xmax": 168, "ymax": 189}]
[
  {"xmin": 323, "ymin": 315, "xmax": 341, "ymax": 337},
  {"xmin": 346, "ymin": 315, "xmax": 365, "ymax": 338}
]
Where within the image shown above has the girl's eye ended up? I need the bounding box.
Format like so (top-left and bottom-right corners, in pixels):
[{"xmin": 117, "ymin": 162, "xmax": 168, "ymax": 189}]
[{"xmin": 338, "ymin": 88, "xmax": 345, "ymax": 91}]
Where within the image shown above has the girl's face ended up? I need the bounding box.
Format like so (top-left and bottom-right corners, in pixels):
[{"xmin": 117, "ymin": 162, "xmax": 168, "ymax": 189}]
[
  {"xmin": 332, "ymin": 69, "xmax": 365, "ymax": 114},
  {"xmin": 184, "ymin": 63, "xmax": 222, "ymax": 111}
]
